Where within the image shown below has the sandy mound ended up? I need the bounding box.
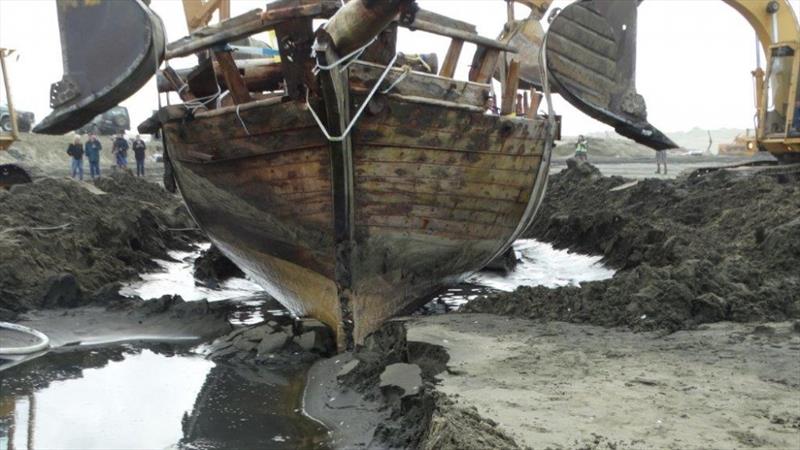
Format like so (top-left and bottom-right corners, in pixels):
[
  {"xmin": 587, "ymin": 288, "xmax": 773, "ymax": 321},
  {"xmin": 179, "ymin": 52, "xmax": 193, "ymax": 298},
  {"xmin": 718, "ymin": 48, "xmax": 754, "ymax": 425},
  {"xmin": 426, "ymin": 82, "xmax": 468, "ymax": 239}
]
[
  {"xmin": 0, "ymin": 172, "xmax": 201, "ymax": 319},
  {"xmin": 465, "ymin": 160, "xmax": 800, "ymax": 331}
]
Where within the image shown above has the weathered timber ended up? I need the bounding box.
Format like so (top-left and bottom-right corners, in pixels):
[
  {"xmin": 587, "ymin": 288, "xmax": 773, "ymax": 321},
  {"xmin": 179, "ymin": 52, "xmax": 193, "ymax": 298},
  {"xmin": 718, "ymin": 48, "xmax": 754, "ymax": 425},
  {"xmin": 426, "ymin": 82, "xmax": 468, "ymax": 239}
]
[
  {"xmin": 414, "ymin": 9, "xmax": 476, "ymax": 33},
  {"xmin": 166, "ymin": 1, "xmax": 340, "ymax": 60},
  {"xmin": 439, "ymin": 39, "xmax": 464, "ymax": 78},
  {"xmin": 322, "ymin": 0, "xmax": 410, "ymax": 56},
  {"xmin": 469, "ymin": 47, "xmax": 502, "ymax": 84},
  {"xmin": 214, "ymin": 50, "xmax": 252, "ymax": 104},
  {"xmin": 162, "ymin": 66, "xmax": 199, "ymax": 103},
  {"xmin": 348, "ymin": 61, "xmax": 489, "ymax": 109},
  {"xmin": 405, "ymin": 19, "xmax": 518, "ymax": 53},
  {"xmin": 275, "ymin": 18, "xmax": 315, "ymax": 99},
  {"xmin": 159, "ymin": 89, "xmax": 550, "ymax": 350},
  {"xmin": 501, "ymin": 60, "xmax": 521, "ymax": 115}
]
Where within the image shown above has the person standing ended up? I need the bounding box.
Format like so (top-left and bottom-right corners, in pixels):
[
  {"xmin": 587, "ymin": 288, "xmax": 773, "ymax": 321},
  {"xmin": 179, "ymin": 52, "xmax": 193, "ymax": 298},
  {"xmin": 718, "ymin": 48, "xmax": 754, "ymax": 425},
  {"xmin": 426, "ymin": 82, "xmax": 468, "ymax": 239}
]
[
  {"xmin": 84, "ymin": 133, "xmax": 102, "ymax": 179},
  {"xmin": 574, "ymin": 135, "xmax": 588, "ymax": 162},
  {"xmin": 656, "ymin": 149, "xmax": 668, "ymax": 175},
  {"xmin": 66, "ymin": 135, "xmax": 84, "ymax": 180},
  {"xmin": 132, "ymin": 135, "xmax": 147, "ymax": 177},
  {"xmin": 113, "ymin": 133, "xmax": 129, "ymax": 169}
]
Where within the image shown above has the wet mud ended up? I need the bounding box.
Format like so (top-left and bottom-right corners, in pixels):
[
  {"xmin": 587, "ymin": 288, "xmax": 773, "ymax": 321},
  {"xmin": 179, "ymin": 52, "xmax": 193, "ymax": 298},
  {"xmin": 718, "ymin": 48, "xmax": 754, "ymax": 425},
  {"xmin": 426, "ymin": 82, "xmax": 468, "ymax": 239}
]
[
  {"xmin": 0, "ymin": 172, "xmax": 201, "ymax": 320},
  {"xmin": 465, "ymin": 160, "xmax": 800, "ymax": 331}
]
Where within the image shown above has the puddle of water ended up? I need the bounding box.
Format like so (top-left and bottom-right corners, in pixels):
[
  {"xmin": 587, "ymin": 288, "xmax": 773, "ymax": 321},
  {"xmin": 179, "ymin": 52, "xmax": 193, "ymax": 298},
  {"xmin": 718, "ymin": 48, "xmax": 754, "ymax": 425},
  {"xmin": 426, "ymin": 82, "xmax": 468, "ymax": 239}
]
[
  {"xmin": 427, "ymin": 240, "xmax": 615, "ymax": 311},
  {"xmin": 0, "ymin": 346, "xmax": 330, "ymax": 450},
  {"xmin": 470, "ymin": 239, "xmax": 615, "ymax": 292},
  {"xmin": 120, "ymin": 243, "xmax": 265, "ymax": 302}
]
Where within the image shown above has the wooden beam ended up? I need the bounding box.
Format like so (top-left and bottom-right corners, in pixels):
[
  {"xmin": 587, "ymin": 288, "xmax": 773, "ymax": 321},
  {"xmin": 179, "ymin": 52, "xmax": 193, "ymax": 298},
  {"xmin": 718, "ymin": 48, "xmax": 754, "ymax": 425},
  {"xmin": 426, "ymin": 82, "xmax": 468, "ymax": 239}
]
[
  {"xmin": 161, "ymin": 66, "xmax": 199, "ymax": 102},
  {"xmin": 405, "ymin": 19, "xmax": 518, "ymax": 53},
  {"xmin": 439, "ymin": 38, "xmax": 463, "ymax": 79},
  {"xmin": 528, "ymin": 89, "xmax": 542, "ymax": 118},
  {"xmin": 167, "ymin": 2, "xmax": 340, "ymax": 60},
  {"xmin": 213, "ymin": 50, "xmax": 252, "ymax": 104},
  {"xmin": 414, "ymin": 9, "xmax": 476, "ymax": 33},
  {"xmin": 501, "ymin": 59, "xmax": 520, "ymax": 115},
  {"xmin": 348, "ymin": 60, "xmax": 490, "ymax": 109},
  {"xmin": 469, "ymin": 47, "xmax": 501, "ymax": 84}
]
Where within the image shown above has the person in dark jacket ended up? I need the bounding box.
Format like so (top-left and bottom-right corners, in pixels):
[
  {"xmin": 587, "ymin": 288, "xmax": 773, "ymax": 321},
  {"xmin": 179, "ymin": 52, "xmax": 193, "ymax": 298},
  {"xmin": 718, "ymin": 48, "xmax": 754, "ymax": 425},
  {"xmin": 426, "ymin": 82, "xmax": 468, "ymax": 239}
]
[
  {"xmin": 66, "ymin": 135, "xmax": 84, "ymax": 180},
  {"xmin": 112, "ymin": 133, "xmax": 129, "ymax": 169},
  {"xmin": 132, "ymin": 135, "xmax": 147, "ymax": 177},
  {"xmin": 84, "ymin": 133, "xmax": 102, "ymax": 179}
]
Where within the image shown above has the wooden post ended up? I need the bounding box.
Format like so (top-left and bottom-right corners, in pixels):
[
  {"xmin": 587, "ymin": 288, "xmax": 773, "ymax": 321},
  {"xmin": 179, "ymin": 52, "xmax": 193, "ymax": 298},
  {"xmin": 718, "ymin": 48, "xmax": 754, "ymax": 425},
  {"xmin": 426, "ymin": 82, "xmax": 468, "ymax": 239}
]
[
  {"xmin": 161, "ymin": 66, "xmax": 199, "ymax": 102},
  {"xmin": 214, "ymin": 50, "xmax": 252, "ymax": 104},
  {"xmin": 439, "ymin": 38, "xmax": 463, "ymax": 79},
  {"xmin": 500, "ymin": 59, "xmax": 520, "ymax": 115},
  {"xmin": 528, "ymin": 89, "xmax": 542, "ymax": 118},
  {"xmin": 523, "ymin": 91, "xmax": 530, "ymax": 115},
  {"xmin": 0, "ymin": 49, "xmax": 19, "ymax": 144},
  {"xmin": 469, "ymin": 47, "xmax": 501, "ymax": 84}
]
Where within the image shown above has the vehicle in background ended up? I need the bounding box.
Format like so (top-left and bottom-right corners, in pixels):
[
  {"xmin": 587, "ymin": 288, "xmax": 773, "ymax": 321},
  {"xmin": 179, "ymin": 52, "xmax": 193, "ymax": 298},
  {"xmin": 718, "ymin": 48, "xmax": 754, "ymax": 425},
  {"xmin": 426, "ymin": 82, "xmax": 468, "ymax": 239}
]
[
  {"xmin": 1, "ymin": 104, "xmax": 34, "ymax": 132},
  {"xmin": 76, "ymin": 106, "xmax": 130, "ymax": 135},
  {"xmin": 719, "ymin": 129, "xmax": 757, "ymax": 156}
]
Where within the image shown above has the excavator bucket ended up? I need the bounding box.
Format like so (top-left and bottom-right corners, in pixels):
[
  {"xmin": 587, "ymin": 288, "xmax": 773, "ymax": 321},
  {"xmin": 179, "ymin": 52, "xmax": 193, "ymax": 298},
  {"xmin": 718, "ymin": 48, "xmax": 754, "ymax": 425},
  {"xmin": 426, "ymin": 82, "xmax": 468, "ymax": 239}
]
[
  {"xmin": 34, "ymin": 0, "xmax": 165, "ymax": 135},
  {"xmin": 544, "ymin": 0, "xmax": 677, "ymax": 150}
]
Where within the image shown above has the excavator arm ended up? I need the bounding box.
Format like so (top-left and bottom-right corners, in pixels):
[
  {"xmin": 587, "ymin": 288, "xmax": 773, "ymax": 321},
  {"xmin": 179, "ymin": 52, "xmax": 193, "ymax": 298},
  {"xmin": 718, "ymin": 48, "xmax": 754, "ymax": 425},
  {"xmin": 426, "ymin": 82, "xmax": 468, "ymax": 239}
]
[
  {"xmin": 34, "ymin": 0, "xmax": 165, "ymax": 135},
  {"xmin": 542, "ymin": 0, "xmax": 800, "ymax": 156}
]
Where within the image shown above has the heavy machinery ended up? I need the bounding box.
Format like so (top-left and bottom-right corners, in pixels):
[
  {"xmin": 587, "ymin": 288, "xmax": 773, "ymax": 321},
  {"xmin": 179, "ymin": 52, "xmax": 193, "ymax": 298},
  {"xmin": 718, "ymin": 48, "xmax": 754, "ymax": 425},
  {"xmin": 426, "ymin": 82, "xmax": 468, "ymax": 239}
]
[
  {"xmin": 33, "ymin": 0, "xmax": 800, "ymax": 162},
  {"xmin": 540, "ymin": 0, "xmax": 800, "ymax": 161},
  {"xmin": 0, "ymin": 48, "xmax": 32, "ymax": 189}
]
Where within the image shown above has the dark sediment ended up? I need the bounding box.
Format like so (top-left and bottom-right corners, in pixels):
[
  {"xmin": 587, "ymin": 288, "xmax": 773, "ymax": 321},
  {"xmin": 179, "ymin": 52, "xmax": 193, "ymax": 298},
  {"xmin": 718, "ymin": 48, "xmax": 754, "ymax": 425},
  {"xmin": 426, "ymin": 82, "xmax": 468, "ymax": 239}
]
[
  {"xmin": 193, "ymin": 245, "xmax": 245, "ymax": 288},
  {"xmin": 464, "ymin": 160, "xmax": 800, "ymax": 331},
  {"xmin": 306, "ymin": 320, "xmax": 522, "ymax": 449},
  {"xmin": 0, "ymin": 172, "xmax": 201, "ymax": 319}
]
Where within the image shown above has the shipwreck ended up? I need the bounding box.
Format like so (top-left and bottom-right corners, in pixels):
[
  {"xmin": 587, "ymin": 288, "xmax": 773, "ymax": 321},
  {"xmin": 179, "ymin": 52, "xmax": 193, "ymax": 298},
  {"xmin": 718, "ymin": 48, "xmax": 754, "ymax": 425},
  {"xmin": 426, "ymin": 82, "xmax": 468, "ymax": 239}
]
[{"xmin": 37, "ymin": 0, "xmax": 558, "ymax": 350}]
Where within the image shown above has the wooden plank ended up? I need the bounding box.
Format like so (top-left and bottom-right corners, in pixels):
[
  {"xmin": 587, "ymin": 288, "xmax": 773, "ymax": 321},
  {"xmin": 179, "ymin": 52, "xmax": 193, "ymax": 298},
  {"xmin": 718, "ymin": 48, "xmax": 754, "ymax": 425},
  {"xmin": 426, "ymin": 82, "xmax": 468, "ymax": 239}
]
[
  {"xmin": 415, "ymin": 9, "xmax": 476, "ymax": 33},
  {"xmin": 274, "ymin": 18, "xmax": 314, "ymax": 100},
  {"xmin": 161, "ymin": 66, "xmax": 198, "ymax": 102},
  {"xmin": 356, "ymin": 177, "xmax": 531, "ymax": 203},
  {"xmin": 354, "ymin": 147, "xmax": 539, "ymax": 172},
  {"xmin": 360, "ymin": 214, "xmax": 515, "ymax": 240},
  {"xmin": 353, "ymin": 160, "xmax": 536, "ymax": 189},
  {"xmin": 166, "ymin": 1, "xmax": 340, "ymax": 60},
  {"xmin": 356, "ymin": 191, "xmax": 524, "ymax": 215},
  {"xmin": 214, "ymin": 50, "xmax": 252, "ymax": 104},
  {"xmin": 355, "ymin": 122, "xmax": 545, "ymax": 157},
  {"xmin": 358, "ymin": 203, "xmax": 511, "ymax": 228},
  {"xmin": 405, "ymin": 19, "xmax": 517, "ymax": 53},
  {"xmin": 348, "ymin": 60, "xmax": 489, "ymax": 109},
  {"xmin": 528, "ymin": 89, "xmax": 542, "ymax": 118},
  {"xmin": 439, "ymin": 39, "xmax": 464, "ymax": 79},
  {"xmin": 501, "ymin": 60, "xmax": 520, "ymax": 115},
  {"xmin": 469, "ymin": 47, "xmax": 501, "ymax": 84}
]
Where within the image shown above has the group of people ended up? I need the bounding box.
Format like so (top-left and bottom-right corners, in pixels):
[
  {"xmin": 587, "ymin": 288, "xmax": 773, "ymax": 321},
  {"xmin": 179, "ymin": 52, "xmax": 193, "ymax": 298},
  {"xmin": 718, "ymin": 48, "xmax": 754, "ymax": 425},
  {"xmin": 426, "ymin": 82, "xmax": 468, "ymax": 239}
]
[{"xmin": 67, "ymin": 133, "xmax": 147, "ymax": 180}]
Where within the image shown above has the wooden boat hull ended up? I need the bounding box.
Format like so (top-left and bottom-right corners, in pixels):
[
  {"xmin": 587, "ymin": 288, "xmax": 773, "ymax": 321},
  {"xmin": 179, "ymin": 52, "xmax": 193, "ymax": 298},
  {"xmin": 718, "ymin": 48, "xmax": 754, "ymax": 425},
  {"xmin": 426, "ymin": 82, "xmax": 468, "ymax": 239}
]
[{"xmin": 162, "ymin": 90, "xmax": 550, "ymax": 349}]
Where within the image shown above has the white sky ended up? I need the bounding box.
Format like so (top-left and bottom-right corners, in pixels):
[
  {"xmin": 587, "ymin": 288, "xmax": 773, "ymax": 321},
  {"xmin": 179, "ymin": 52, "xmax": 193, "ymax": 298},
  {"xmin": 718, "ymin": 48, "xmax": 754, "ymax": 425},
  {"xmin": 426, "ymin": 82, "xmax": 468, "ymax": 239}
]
[{"xmin": 1, "ymin": 0, "xmax": 798, "ymax": 136}]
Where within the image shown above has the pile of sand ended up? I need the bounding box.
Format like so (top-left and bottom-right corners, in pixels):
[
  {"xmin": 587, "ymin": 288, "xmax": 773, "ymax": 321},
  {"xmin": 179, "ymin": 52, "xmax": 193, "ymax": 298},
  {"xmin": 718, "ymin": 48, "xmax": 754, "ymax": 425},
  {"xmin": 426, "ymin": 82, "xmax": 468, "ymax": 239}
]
[
  {"xmin": 465, "ymin": 160, "xmax": 800, "ymax": 331},
  {"xmin": 0, "ymin": 172, "xmax": 200, "ymax": 320}
]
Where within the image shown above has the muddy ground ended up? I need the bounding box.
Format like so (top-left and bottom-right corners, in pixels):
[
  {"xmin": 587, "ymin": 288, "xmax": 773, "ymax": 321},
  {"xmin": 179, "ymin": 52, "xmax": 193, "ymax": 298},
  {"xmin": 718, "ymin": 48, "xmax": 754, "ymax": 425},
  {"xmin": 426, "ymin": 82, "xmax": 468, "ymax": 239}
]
[
  {"xmin": 465, "ymin": 160, "xmax": 800, "ymax": 332},
  {"xmin": 0, "ymin": 171, "xmax": 200, "ymax": 320},
  {"xmin": 3, "ymin": 148, "xmax": 799, "ymax": 449}
]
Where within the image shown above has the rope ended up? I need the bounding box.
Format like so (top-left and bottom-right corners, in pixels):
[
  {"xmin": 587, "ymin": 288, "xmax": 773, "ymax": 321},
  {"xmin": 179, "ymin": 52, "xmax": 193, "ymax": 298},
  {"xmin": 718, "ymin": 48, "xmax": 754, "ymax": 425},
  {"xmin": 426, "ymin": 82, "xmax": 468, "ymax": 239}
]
[
  {"xmin": 235, "ymin": 104, "xmax": 251, "ymax": 135},
  {"xmin": 313, "ymin": 36, "xmax": 379, "ymax": 74},
  {"xmin": 0, "ymin": 321, "xmax": 50, "ymax": 355},
  {"xmin": 307, "ymin": 52, "xmax": 400, "ymax": 142},
  {"xmin": 381, "ymin": 65, "xmax": 412, "ymax": 94}
]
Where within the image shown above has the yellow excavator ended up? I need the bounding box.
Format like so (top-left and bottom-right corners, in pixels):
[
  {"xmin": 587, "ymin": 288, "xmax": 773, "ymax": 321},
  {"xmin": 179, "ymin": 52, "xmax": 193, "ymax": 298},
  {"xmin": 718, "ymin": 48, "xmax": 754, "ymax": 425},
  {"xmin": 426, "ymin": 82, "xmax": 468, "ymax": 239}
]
[
  {"xmin": 31, "ymin": 0, "xmax": 800, "ymax": 165},
  {"xmin": 535, "ymin": 0, "xmax": 800, "ymax": 162}
]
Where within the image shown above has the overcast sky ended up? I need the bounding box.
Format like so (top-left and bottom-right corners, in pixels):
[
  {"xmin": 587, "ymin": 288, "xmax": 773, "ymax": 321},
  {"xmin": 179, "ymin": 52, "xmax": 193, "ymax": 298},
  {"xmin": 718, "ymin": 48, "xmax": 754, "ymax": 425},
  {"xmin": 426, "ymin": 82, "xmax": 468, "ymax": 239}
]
[{"xmin": 1, "ymin": 0, "xmax": 798, "ymax": 136}]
